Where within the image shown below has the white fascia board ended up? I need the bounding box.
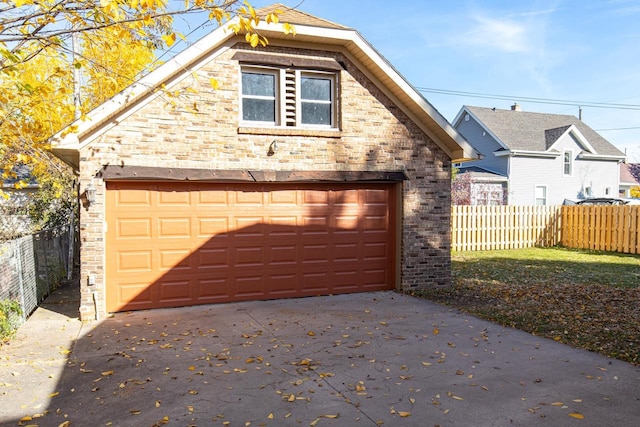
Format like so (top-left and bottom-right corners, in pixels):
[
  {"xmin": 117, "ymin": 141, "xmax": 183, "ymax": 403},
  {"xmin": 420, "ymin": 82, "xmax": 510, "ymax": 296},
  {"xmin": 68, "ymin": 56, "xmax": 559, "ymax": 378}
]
[
  {"xmin": 472, "ymin": 176, "xmax": 509, "ymax": 183},
  {"xmin": 577, "ymin": 153, "xmax": 626, "ymax": 161},
  {"xmin": 494, "ymin": 150, "xmax": 560, "ymax": 158},
  {"xmin": 546, "ymin": 124, "xmax": 596, "ymax": 154},
  {"xmin": 50, "ymin": 19, "xmax": 239, "ymax": 149}
]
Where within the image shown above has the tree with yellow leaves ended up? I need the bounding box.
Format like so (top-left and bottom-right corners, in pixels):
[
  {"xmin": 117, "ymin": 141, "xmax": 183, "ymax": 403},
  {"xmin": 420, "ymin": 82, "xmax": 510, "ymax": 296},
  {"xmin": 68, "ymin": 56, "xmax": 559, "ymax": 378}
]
[
  {"xmin": 1, "ymin": 0, "xmax": 283, "ymax": 233},
  {"xmin": 1, "ymin": 23, "xmax": 156, "ymax": 234}
]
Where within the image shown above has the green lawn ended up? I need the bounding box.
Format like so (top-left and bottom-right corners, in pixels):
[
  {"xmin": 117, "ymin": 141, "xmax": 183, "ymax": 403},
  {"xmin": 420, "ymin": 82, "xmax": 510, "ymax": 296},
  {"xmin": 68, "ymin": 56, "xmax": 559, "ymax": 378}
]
[{"xmin": 411, "ymin": 247, "xmax": 640, "ymax": 365}]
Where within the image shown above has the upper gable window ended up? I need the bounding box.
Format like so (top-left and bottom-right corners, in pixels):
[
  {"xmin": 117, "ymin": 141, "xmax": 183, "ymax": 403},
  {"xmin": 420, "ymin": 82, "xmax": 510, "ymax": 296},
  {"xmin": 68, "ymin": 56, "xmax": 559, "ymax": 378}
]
[
  {"xmin": 563, "ymin": 150, "xmax": 573, "ymax": 176},
  {"xmin": 240, "ymin": 66, "xmax": 338, "ymax": 129},
  {"xmin": 241, "ymin": 69, "xmax": 278, "ymax": 124}
]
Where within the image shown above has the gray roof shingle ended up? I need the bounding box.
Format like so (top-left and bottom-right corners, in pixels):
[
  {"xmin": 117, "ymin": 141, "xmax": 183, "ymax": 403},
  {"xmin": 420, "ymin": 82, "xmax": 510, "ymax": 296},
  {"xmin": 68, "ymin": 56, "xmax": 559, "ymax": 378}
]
[
  {"xmin": 465, "ymin": 106, "xmax": 624, "ymax": 156},
  {"xmin": 256, "ymin": 4, "xmax": 349, "ymax": 29}
]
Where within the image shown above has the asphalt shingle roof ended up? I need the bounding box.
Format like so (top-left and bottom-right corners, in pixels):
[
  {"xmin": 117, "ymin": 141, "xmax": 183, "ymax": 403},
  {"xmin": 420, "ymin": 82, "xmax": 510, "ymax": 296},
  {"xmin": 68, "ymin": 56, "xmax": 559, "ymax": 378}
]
[
  {"xmin": 620, "ymin": 163, "xmax": 640, "ymax": 184},
  {"xmin": 256, "ymin": 4, "xmax": 349, "ymax": 29},
  {"xmin": 465, "ymin": 106, "xmax": 624, "ymax": 156}
]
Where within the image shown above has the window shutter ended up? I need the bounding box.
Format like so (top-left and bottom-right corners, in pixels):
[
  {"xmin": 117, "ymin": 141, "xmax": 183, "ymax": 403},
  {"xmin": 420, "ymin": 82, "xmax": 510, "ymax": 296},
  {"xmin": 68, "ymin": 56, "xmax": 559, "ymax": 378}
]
[{"xmin": 284, "ymin": 69, "xmax": 296, "ymax": 126}]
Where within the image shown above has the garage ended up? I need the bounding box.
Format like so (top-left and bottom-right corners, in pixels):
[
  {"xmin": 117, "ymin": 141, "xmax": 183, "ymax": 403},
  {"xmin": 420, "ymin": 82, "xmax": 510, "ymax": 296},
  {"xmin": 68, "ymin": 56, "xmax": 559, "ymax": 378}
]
[{"xmin": 105, "ymin": 181, "xmax": 397, "ymax": 312}]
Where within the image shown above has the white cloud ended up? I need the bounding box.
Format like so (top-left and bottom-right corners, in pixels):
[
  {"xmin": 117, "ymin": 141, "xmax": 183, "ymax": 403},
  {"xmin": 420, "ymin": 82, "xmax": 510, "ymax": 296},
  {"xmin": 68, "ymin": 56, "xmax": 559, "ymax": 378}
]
[{"xmin": 463, "ymin": 15, "xmax": 530, "ymax": 53}]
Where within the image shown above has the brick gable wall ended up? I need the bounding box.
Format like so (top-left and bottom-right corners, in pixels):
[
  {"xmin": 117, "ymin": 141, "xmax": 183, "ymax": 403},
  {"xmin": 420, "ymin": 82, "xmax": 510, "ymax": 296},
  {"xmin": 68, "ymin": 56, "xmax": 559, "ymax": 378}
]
[{"xmin": 77, "ymin": 42, "xmax": 452, "ymax": 320}]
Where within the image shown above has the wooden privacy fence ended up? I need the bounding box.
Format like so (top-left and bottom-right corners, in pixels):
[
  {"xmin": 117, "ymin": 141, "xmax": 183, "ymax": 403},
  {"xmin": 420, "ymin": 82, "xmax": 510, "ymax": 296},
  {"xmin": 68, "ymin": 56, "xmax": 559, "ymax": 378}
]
[
  {"xmin": 562, "ymin": 205, "xmax": 639, "ymax": 254},
  {"xmin": 451, "ymin": 205, "xmax": 640, "ymax": 255}
]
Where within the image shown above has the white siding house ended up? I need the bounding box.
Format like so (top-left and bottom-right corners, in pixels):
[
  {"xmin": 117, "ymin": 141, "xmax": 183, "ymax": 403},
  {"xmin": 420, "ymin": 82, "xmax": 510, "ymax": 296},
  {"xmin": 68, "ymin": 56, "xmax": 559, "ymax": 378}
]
[{"xmin": 452, "ymin": 105, "xmax": 626, "ymax": 205}]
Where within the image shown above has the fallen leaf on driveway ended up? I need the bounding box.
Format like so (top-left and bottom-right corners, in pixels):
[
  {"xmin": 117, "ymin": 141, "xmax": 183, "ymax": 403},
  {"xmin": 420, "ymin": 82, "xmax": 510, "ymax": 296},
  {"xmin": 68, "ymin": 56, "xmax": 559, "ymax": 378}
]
[{"xmin": 569, "ymin": 413, "xmax": 584, "ymax": 419}]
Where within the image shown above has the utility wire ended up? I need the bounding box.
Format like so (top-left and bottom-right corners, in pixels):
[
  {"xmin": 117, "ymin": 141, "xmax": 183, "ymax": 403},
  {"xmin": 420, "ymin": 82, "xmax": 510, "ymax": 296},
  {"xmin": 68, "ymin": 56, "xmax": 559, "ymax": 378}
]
[{"xmin": 416, "ymin": 87, "xmax": 640, "ymax": 111}]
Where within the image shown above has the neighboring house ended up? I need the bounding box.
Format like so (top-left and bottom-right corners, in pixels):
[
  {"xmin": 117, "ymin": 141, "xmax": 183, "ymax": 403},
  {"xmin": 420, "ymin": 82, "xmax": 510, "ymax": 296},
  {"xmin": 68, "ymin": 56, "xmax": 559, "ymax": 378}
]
[
  {"xmin": 619, "ymin": 163, "xmax": 640, "ymax": 198},
  {"xmin": 0, "ymin": 165, "xmax": 39, "ymax": 239},
  {"xmin": 452, "ymin": 166, "xmax": 508, "ymax": 205},
  {"xmin": 452, "ymin": 104, "xmax": 626, "ymax": 205},
  {"xmin": 50, "ymin": 4, "xmax": 478, "ymax": 320}
]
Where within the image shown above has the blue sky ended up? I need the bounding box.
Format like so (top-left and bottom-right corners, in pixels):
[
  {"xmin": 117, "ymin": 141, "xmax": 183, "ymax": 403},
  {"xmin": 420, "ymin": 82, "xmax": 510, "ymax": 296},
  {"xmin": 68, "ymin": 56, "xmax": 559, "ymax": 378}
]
[{"xmin": 170, "ymin": 0, "xmax": 640, "ymax": 161}]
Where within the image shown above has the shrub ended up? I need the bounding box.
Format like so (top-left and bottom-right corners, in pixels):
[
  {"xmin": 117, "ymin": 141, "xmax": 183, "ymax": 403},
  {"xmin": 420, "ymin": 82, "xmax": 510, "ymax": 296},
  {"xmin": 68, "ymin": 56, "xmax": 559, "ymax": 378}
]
[{"xmin": 0, "ymin": 299, "xmax": 23, "ymax": 342}]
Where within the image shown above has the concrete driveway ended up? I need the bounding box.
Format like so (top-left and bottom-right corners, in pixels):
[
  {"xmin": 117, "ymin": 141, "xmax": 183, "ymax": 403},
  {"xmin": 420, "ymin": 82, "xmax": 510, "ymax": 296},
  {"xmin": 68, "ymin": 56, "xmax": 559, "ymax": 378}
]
[{"xmin": 1, "ymin": 283, "xmax": 640, "ymax": 426}]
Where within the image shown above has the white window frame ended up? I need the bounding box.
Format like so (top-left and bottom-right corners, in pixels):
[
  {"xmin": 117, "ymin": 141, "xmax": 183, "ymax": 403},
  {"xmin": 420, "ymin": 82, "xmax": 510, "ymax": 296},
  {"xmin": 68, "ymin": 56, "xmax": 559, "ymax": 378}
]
[
  {"xmin": 240, "ymin": 67, "xmax": 280, "ymax": 126},
  {"xmin": 535, "ymin": 185, "xmax": 547, "ymax": 206},
  {"xmin": 583, "ymin": 186, "xmax": 592, "ymax": 198},
  {"xmin": 563, "ymin": 150, "xmax": 573, "ymax": 176},
  {"xmin": 297, "ymin": 70, "xmax": 336, "ymax": 128},
  {"xmin": 239, "ymin": 66, "xmax": 338, "ymax": 129}
]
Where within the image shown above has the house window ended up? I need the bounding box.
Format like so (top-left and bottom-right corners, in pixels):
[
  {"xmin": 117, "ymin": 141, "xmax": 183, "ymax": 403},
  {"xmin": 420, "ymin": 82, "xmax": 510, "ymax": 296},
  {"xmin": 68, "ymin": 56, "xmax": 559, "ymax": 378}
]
[
  {"xmin": 240, "ymin": 67, "xmax": 337, "ymax": 128},
  {"xmin": 300, "ymin": 74, "xmax": 334, "ymax": 126},
  {"xmin": 241, "ymin": 69, "xmax": 278, "ymax": 124},
  {"xmin": 563, "ymin": 150, "xmax": 573, "ymax": 176},
  {"xmin": 535, "ymin": 185, "xmax": 547, "ymax": 206}
]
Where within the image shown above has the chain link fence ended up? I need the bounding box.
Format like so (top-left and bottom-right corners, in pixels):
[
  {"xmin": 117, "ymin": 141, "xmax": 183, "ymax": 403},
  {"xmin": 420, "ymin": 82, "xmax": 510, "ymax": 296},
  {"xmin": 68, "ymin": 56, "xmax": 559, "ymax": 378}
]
[{"xmin": 0, "ymin": 222, "xmax": 76, "ymax": 328}]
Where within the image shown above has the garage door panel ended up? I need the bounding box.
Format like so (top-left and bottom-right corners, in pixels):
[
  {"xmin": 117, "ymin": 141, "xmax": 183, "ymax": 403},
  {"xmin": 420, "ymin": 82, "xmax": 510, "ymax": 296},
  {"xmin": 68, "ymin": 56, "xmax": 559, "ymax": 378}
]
[
  {"xmin": 268, "ymin": 245, "xmax": 298, "ymax": 265},
  {"xmin": 118, "ymin": 251, "xmax": 153, "ymax": 272},
  {"xmin": 158, "ymin": 218, "xmax": 191, "ymax": 238},
  {"xmin": 268, "ymin": 274, "xmax": 298, "ymax": 294},
  {"xmin": 335, "ymin": 189, "xmax": 359, "ymax": 205},
  {"xmin": 301, "ymin": 271, "xmax": 330, "ymax": 292},
  {"xmin": 236, "ymin": 191, "xmax": 264, "ymax": 205},
  {"xmin": 268, "ymin": 217, "xmax": 299, "ymax": 235},
  {"xmin": 196, "ymin": 189, "xmax": 228, "ymax": 205},
  {"xmin": 234, "ymin": 219, "xmax": 265, "ymax": 236},
  {"xmin": 159, "ymin": 250, "xmax": 191, "ymax": 270},
  {"xmin": 302, "ymin": 216, "xmax": 330, "ymax": 232},
  {"xmin": 302, "ymin": 190, "xmax": 329, "ymax": 205},
  {"xmin": 364, "ymin": 215, "xmax": 388, "ymax": 231},
  {"xmin": 107, "ymin": 182, "xmax": 395, "ymax": 312},
  {"xmin": 235, "ymin": 246, "xmax": 264, "ymax": 267},
  {"xmin": 197, "ymin": 278, "xmax": 231, "ymax": 302},
  {"xmin": 158, "ymin": 190, "xmax": 191, "ymax": 206},
  {"xmin": 197, "ymin": 217, "xmax": 229, "ymax": 236},
  {"xmin": 333, "ymin": 271, "xmax": 359, "ymax": 291},
  {"xmin": 364, "ymin": 242, "xmax": 388, "ymax": 260},
  {"xmin": 116, "ymin": 218, "xmax": 152, "ymax": 239},
  {"xmin": 269, "ymin": 189, "xmax": 298, "ymax": 205},
  {"xmin": 115, "ymin": 188, "xmax": 152, "ymax": 206},
  {"xmin": 333, "ymin": 243, "xmax": 359, "ymax": 261},
  {"xmin": 117, "ymin": 283, "xmax": 154, "ymax": 307},
  {"xmin": 335, "ymin": 215, "xmax": 359, "ymax": 229},
  {"xmin": 235, "ymin": 276, "xmax": 266, "ymax": 297},
  {"xmin": 364, "ymin": 188, "xmax": 388, "ymax": 203},
  {"xmin": 197, "ymin": 247, "xmax": 230, "ymax": 269}
]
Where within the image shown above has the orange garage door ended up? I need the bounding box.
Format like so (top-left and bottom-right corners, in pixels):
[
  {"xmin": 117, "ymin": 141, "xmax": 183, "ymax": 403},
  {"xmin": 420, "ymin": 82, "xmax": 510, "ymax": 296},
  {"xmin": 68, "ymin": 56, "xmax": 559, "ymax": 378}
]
[{"xmin": 106, "ymin": 181, "xmax": 397, "ymax": 312}]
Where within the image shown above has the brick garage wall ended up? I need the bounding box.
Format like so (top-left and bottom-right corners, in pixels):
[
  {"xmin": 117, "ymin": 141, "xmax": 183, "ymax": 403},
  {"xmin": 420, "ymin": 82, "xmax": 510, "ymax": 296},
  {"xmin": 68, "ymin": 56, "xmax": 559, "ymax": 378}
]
[{"xmin": 77, "ymin": 40, "xmax": 452, "ymax": 320}]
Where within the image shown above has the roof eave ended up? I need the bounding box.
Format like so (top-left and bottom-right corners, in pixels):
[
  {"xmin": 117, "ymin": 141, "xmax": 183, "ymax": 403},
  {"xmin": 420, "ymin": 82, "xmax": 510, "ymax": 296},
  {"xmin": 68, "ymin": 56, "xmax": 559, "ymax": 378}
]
[
  {"xmin": 494, "ymin": 150, "xmax": 560, "ymax": 158},
  {"xmin": 49, "ymin": 18, "xmax": 241, "ymax": 163},
  {"xmin": 578, "ymin": 153, "xmax": 626, "ymax": 161}
]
